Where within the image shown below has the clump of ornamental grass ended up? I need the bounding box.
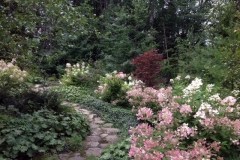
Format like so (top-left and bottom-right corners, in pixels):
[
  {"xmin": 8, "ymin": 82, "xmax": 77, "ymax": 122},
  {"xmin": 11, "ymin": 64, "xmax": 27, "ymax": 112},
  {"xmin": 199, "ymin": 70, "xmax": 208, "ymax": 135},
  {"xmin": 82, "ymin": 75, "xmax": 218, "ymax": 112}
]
[
  {"xmin": 94, "ymin": 71, "xmax": 143, "ymax": 107},
  {"xmin": 128, "ymin": 75, "xmax": 240, "ymax": 159}
]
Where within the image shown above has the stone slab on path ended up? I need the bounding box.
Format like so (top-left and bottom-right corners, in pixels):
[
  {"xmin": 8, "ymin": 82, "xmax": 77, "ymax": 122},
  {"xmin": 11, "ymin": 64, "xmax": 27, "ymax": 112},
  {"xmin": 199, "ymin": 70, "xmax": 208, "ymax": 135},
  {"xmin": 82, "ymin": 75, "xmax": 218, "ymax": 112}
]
[{"xmin": 85, "ymin": 148, "xmax": 104, "ymax": 157}]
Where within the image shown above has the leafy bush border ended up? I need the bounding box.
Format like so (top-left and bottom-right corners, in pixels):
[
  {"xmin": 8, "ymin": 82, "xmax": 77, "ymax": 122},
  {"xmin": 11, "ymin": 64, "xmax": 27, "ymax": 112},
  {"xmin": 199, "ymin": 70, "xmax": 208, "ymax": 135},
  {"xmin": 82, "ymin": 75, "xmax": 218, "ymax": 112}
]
[{"xmin": 0, "ymin": 109, "xmax": 90, "ymax": 159}]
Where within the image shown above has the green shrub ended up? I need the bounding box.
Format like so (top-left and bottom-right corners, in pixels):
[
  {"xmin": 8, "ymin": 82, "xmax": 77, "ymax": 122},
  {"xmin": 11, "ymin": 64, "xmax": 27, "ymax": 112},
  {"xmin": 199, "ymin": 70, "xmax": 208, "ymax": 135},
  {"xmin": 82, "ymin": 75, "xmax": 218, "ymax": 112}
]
[
  {"xmin": 100, "ymin": 138, "xmax": 131, "ymax": 160},
  {"xmin": 2, "ymin": 89, "xmax": 63, "ymax": 114},
  {"xmin": 31, "ymin": 76, "xmax": 45, "ymax": 84},
  {"xmin": 95, "ymin": 71, "xmax": 127, "ymax": 105},
  {"xmin": 0, "ymin": 110, "xmax": 90, "ymax": 159},
  {"xmin": 0, "ymin": 59, "xmax": 30, "ymax": 107},
  {"xmin": 0, "ymin": 59, "xmax": 62, "ymax": 114},
  {"xmin": 95, "ymin": 71, "xmax": 143, "ymax": 108},
  {"xmin": 101, "ymin": 76, "xmax": 123, "ymax": 103},
  {"xmin": 65, "ymin": 134, "xmax": 83, "ymax": 151}
]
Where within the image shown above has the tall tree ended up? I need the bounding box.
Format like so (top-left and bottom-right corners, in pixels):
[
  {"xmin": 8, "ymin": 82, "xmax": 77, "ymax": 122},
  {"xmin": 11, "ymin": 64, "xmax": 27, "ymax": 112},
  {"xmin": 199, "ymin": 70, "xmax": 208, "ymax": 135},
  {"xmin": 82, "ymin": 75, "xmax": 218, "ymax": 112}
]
[
  {"xmin": 98, "ymin": 2, "xmax": 156, "ymax": 73},
  {"xmin": 0, "ymin": 0, "xmax": 92, "ymax": 75},
  {"xmin": 177, "ymin": 0, "xmax": 240, "ymax": 90}
]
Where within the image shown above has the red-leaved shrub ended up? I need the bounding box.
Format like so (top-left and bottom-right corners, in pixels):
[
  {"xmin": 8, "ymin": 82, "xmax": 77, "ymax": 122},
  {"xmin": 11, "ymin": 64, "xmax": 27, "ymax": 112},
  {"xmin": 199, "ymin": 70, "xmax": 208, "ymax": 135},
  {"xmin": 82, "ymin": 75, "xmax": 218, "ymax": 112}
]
[{"xmin": 132, "ymin": 49, "xmax": 163, "ymax": 87}]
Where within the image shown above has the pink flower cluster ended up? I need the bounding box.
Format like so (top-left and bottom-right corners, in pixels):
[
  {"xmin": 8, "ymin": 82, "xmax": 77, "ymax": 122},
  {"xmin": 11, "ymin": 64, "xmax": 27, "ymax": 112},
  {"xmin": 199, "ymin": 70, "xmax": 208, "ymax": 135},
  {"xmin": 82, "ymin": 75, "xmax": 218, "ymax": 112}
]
[
  {"xmin": 180, "ymin": 104, "xmax": 192, "ymax": 116},
  {"xmin": 127, "ymin": 86, "xmax": 173, "ymax": 112},
  {"xmin": 116, "ymin": 72, "xmax": 126, "ymax": 79},
  {"xmin": 136, "ymin": 107, "xmax": 153, "ymax": 120},
  {"xmin": 221, "ymin": 96, "xmax": 236, "ymax": 106},
  {"xmin": 129, "ymin": 121, "xmax": 223, "ymax": 160},
  {"xmin": 128, "ymin": 77, "xmax": 240, "ymax": 159}
]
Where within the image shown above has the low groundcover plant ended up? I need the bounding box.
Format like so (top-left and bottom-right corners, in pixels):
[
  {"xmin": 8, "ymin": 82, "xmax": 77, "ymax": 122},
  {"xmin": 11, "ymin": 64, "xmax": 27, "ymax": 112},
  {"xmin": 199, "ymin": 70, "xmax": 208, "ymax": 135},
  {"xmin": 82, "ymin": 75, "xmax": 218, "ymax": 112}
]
[{"xmin": 128, "ymin": 76, "xmax": 240, "ymax": 160}]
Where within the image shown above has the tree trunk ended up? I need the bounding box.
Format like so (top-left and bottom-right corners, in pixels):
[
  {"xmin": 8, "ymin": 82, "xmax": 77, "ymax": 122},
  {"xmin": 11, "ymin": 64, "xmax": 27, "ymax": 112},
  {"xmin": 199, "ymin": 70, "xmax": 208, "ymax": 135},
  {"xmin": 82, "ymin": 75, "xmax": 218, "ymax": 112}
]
[{"xmin": 150, "ymin": 0, "xmax": 156, "ymax": 27}]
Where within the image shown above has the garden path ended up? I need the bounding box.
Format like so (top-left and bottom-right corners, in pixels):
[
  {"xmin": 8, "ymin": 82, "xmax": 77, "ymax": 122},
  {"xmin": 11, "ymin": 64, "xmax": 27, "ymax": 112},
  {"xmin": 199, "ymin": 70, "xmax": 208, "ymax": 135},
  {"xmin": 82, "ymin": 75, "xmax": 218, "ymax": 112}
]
[
  {"xmin": 34, "ymin": 84, "xmax": 121, "ymax": 159},
  {"xmin": 57, "ymin": 101, "xmax": 121, "ymax": 160}
]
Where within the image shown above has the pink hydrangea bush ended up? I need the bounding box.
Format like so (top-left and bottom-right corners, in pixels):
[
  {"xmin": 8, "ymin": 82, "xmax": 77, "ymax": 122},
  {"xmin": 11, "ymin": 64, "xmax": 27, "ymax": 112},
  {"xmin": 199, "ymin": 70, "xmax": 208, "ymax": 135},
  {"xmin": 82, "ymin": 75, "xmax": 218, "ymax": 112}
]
[
  {"xmin": 127, "ymin": 86, "xmax": 173, "ymax": 113},
  {"xmin": 129, "ymin": 76, "xmax": 240, "ymax": 159}
]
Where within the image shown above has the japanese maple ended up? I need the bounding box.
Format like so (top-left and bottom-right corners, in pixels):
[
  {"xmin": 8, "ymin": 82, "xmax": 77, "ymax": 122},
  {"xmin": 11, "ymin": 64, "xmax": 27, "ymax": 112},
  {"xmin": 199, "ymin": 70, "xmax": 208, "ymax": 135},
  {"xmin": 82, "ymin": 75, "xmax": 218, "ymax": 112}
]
[{"xmin": 132, "ymin": 49, "xmax": 163, "ymax": 87}]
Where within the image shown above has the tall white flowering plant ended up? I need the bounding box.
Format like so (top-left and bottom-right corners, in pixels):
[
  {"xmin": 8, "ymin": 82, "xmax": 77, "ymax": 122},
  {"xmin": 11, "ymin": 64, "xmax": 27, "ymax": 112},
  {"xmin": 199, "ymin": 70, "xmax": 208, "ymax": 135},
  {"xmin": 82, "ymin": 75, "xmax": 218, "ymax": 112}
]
[
  {"xmin": 61, "ymin": 62, "xmax": 96, "ymax": 86},
  {"xmin": 128, "ymin": 75, "xmax": 240, "ymax": 159}
]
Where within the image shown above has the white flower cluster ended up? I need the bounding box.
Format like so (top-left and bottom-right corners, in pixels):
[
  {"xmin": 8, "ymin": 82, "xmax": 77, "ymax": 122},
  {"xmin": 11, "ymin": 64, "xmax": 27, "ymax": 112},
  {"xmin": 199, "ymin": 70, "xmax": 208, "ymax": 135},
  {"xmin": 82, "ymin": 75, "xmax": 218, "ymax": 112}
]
[
  {"xmin": 65, "ymin": 62, "xmax": 89, "ymax": 77},
  {"xmin": 194, "ymin": 102, "xmax": 219, "ymax": 119},
  {"xmin": 0, "ymin": 59, "xmax": 28, "ymax": 82},
  {"xmin": 206, "ymin": 84, "xmax": 214, "ymax": 92},
  {"xmin": 232, "ymin": 90, "xmax": 240, "ymax": 97},
  {"xmin": 185, "ymin": 75, "xmax": 191, "ymax": 79},
  {"xmin": 183, "ymin": 77, "xmax": 203, "ymax": 97},
  {"xmin": 125, "ymin": 79, "xmax": 144, "ymax": 87},
  {"xmin": 208, "ymin": 93, "xmax": 221, "ymax": 102}
]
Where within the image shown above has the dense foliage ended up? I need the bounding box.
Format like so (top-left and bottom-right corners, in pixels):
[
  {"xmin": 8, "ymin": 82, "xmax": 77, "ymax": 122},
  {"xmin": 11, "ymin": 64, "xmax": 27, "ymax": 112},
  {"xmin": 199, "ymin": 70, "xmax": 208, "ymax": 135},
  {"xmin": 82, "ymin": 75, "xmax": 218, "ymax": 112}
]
[
  {"xmin": 176, "ymin": 1, "xmax": 240, "ymax": 90},
  {"xmin": 100, "ymin": 138, "xmax": 131, "ymax": 160},
  {"xmin": 0, "ymin": 60, "xmax": 90, "ymax": 159},
  {"xmin": 0, "ymin": 110, "xmax": 90, "ymax": 159},
  {"xmin": 1, "ymin": 0, "xmax": 240, "ymax": 159},
  {"xmin": 0, "ymin": 0, "xmax": 94, "ymax": 76}
]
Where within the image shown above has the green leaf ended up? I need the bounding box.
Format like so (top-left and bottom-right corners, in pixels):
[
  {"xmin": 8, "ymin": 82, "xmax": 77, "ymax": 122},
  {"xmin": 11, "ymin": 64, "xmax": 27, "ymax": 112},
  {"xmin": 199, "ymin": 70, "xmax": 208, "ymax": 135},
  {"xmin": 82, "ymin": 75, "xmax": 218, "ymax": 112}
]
[
  {"xmin": 41, "ymin": 124, "xmax": 48, "ymax": 128},
  {"xmin": 56, "ymin": 145, "xmax": 63, "ymax": 151},
  {"xmin": 210, "ymin": 135, "xmax": 219, "ymax": 142},
  {"xmin": 31, "ymin": 144, "xmax": 39, "ymax": 150},
  {"xmin": 27, "ymin": 149, "xmax": 34, "ymax": 157},
  {"xmin": 20, "ymin": 146, "xmax": 28, "ymax": 152},
  {"xmin": 0, "ymin": 138, "xmax": 6, "ymax": 145},
  {"xmin": 1, "ymin": 129, "xmax": 11, "ymax": 133},
  {"xmin": 35, "ymin": 133, "xmax": 44, "ymax": 139},
  {"xmin": 101, "ymin": 153, "xmax": 112, "ymax": 159},
  {"xmin": 13, "ymin": 129, "xmax": 22, "ymax": 136},
  {"xmin": 6, "ymin": 137, "xmax": 16, "ymax": 145}
]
